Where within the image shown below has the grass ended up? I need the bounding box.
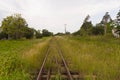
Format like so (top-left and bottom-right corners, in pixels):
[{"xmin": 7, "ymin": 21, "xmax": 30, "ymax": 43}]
[
  {"xmin": 57, "ymin": 35, "xmax": 120, "ymax": 80},
  {"xmin": 44, "ymin": 39, "xmax": 62, "ymax": 72},
  {"xmin": 1, "ymin": 35, "xmax": 120, "ymax": 80},
  {"xmin": 0, "ymin": 37, "xmax": 50, "ymax": 80},
  {"xmin": 42, "ymin": 38, "xmax": 64, "ymax": 79}
]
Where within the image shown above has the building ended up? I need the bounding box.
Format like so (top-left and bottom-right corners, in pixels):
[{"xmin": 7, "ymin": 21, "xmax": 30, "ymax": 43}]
[{"xmin": 112, "ymin": 28, "xmax": 120, "ymax": 38}]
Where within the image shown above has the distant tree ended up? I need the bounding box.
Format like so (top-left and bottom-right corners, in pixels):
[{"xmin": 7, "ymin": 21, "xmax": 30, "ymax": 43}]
[
  {"xmin": 83, "ymin": 15, "xmax": 90, "ymax": 23},
  {"xmin": 117, "ymin": 10, "xmax": 120, "ymax": 23},
  {"xmin": 24, "ymin": 27, "xmax": 35, "ymax": 39},
  {"xmin": 92, "ymin": 24, "xmax": 104, "ymax": 35},
  {"xmin": 1, "ymin": 14, "xmax": 28, "ymax": 39},
  {"xmin": 0, "ymin": 31, "xmax": 8, "ymax": 39},
  {"xmin": 101, "ymin": 12, "xmax": 112, "ymax": 35},
  {"xmin": 111, "ymin": 10, "xmax": 120, "ymax": 36},
  {"xmin": 80, "ymin": 15, "xmax": 93, "ymax": 36},
  {"xmin": 42, "ymin": 29, "xmax": 53, "ymax": 37},
  {"xmin": 116, "ymin": 10, "xmax": 120, "ymax": 30},
  {"xmin": 35, "ymin": 30, "xmax": 42, "ymax": 38},
  {"xmin": 55, "ymin": 32, "xmax": 64, "ymax": 36},
  {"xmin": 66, "ymin": 32, "xmax": 71, "ymax": 35},
  {"xmin": 72, "ymin": 30, "xmax": 80, "ymax": 35}
]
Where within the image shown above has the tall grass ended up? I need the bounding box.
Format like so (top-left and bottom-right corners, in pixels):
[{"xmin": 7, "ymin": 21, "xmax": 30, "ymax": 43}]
[
  {"xmin": 57, "ymin": 36, "xmax": 120, "ymax": 80},
  {"xmin": 22, "ymin": 38, "xmax": 51, "ymax": 79},
  {"xmin": 0, "ymin": 38, "xmax": 50, "ymax": 80}
]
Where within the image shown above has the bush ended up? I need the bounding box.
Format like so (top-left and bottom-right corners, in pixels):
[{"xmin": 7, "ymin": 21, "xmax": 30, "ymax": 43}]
[
  {"xmin": 0, "ymin": 32, "xmax": 8, "ymax": 39},
  {"xmin": 24, "ymin": 27, "xmax": 35, "ymax": 39},
  {"xmin": 55, "ymin": 33, "xmax": 64, "ymax": 36},
  {"xmin": 72, "ymin": 30, "xmax": 80, "ymax": 35},
  {"xmin": 80, "ymin": 21, "xmax": 93, "ymax": 36},
  {"xmin": 91, "ymin": 26, "xmax": 104, "ymax": 35},
  {"xmin": 42, "ymin": 29, "xmax": 53, "ymax": 37},
  {"xmin": 35, "ymin": 30, "xmax": 42, "ymax": 38}
]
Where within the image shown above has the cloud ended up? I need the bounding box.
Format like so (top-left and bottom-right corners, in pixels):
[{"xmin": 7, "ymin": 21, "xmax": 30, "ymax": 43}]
[{"xmin": 0, "ymin": 0, "xmax": 119, "ymax": 33}]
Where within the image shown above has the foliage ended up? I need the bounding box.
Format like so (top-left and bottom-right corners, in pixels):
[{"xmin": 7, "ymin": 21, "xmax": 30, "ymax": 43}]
[
  {"xmin": 0, "ymin": 31, "xmax": 8, "ymax": 39},
  {"xmin": 66, "ymin": 31, "xmax": 71, "ymax": 35},
  {"xmin": 42, "ymin": 29, "xmax": 53, "ymax": 37},
  {"xmin": 75, "ymin": 15, "xmax": 93, "ymax": 36},
  {"xmin": 109, "ymin": 10, "xmax": 120, "ymax": 35},
  {"xmin": 80, "ymin": 21, "xmax": 93, "ymax": 36},
  {"xmin": 116, "ymin": 10, "xmax": 120, "ymax": 30},
  {"xmin": 101, "ymin": 12, "xmax": 112, "ymax": 35},
  {"xmin": 24, "ymin": 27, "xmax": 35, "ymax": 39},
  {"xmin": 55, "ymin": 32, "xmax": 64, "ymax": 36},
  {"xmin": 73, "ymin": 12, "xmax": 114, "ymax": 36},
  {"xmin": 35, "ymin": 30, "xmax": 42, "ymax": 38},
  {"xmin": 83, "ymin": 15, "xmax": 90, "ymax": 23},
  {"xmin": 72, "ymin": 30, "xmax": 80, "ymax": 35},
  {"xmin": 1, "ymin": 14, "xmax": 35, "ymax": 39},
  {"xmin": 101, "ymin": 12, "xmax": 112, "ymax": 24},
  {"xmin": 91, "ymin": 26, "xmax": 104, "ymax": 35},
  {"xmin": 116, "ymin": 10, "xmax": 120, "ymax": 27},
  {"xmin": 106, "ymin": 22, "xmax": 113, "ymax": 34}
]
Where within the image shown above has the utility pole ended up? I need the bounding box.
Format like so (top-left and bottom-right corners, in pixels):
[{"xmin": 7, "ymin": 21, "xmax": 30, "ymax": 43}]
[{"xmin": 64, "ymin": 24, "xmax": 67, "ymax": 34}]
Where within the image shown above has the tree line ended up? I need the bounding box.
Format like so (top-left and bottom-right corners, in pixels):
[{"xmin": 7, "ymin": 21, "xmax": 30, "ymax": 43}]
[
  {"xmin": 73, "ymin": 10, "xmax": 120, "ymax": 36},
  {"xmin": 0, "ymin": 14, "xmax": 53, "ymax": 40}
]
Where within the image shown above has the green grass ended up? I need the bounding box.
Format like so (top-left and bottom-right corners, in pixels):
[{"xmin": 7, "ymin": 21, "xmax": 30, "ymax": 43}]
[
  {"xmin": 57, "ymin": 35, "xmax": 120, "ymax": 80},
  {"xmin": 2, "ymin": 36, "xmax": 120, "ymax": 80},
  {"xmin": 0, "ymin": 38, "xmax": 50, "ymax": 80}
]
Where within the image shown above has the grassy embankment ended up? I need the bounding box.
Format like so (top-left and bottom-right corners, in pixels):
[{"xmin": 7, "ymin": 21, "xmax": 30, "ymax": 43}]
[
  {"xmin": 0, "ymin": 37, "xmax": 50, "ymax": 80},
  {"xmin": 57, "ymin": 35, "xmax": 120, "ymax": 80}
]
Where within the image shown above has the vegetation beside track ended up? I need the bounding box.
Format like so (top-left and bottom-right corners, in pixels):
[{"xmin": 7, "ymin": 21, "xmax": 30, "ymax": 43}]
[
  {"xmin": 0, "ymin": 37, "xmax": 50, "ymax": 80},
  {"xmin": 57, "ymin": 35, "xmax": 120, "ymax": 80}
]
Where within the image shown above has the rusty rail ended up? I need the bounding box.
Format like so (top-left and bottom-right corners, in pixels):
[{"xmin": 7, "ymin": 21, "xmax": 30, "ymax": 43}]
[
  {"xmin": 36, "ymin": 37, "xmax": 79, "ymax": 80},
  {"xmin": 56, "ymin": 41, "xmax": 73, "ymax": 80},
  {"xmin": 37, "ymin": 46, "xmax": 50, "ymax": 80}
]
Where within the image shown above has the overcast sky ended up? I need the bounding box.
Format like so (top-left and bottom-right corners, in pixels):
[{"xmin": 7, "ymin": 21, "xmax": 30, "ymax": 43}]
[{"xmin": 0, "ymin": 0, "xmax": 120, "ymax": 33}]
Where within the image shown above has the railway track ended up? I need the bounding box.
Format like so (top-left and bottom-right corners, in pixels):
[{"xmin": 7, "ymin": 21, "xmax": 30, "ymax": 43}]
[{"xmin": 36, "ymin": 37, "xmax": 80, "ymax": 80}]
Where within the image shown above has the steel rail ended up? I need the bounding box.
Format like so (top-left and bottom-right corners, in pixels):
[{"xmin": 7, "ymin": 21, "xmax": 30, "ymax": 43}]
[
  {"xmin": 37, "ymin": 46, "xmax": 50, "ymax": 80},
  {"xmin": 37, "ymin": 37, "xmax": 74, "ymax": 80},
  {"xmin": 56, "ymin": 41, "xmax": 73, "ymax": 80}
]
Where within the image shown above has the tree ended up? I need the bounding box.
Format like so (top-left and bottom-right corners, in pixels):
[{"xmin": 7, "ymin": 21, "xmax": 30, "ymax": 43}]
[
  {"xmin": 92, "ymin": 24, "xmax": 104, "ymax": 35},
  {"xmin": 0, "ymin": 31, "xmax": 8, "ymax": 39},
  {"xmin": 80, "ymin": 15, "xmax": 93, "ymax": 36},
  {"xmin": 83, "ymin": 15, "xmax": 90, "ymax": 23},
  {"xmin": 66, "ymin": 32, "xmax": 70, "ymax": 35},
  {"xmin": 101, "ymin": 12, "xmax": 112, "ymax": 35},
  {"xmin": 111, "ymin": 10, "xmax": 120, "ymax": 36},
  {"xmin": 116, "ymin": 10, "xmax": 120, "ymax": 29},
  {"xmin": 72, "ymin": 30, "xmax": 80, "ymax": 35},
  {"xmin": 35, "ymin": 30, "xmax": 42, "ymax": 38},
  {"xmin": 24, "ymin": 27, "xmax": 35, "ymax": 39},
  {"xmin": 42, "ymin": 29, "xmax": 53, "ymax": 37},
  {"xmin": 55, "ymin": 32, "xmax": 64, "ymax": 36},
  {"xmin": 1, "ymin": 14, "xmax": 28, "ymax": 39}
]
